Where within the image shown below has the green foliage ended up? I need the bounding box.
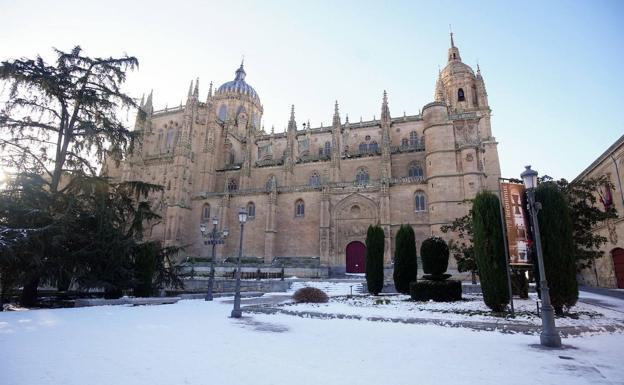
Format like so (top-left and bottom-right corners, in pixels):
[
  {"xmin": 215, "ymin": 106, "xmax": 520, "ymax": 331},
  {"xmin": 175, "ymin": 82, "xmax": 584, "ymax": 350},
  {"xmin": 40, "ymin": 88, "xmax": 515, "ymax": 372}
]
[
  {"xmin": 365, "ymin": 225, "xmax": 385, "ymax": 295},
  {"xmin": 472, "ymin": 191, "xmax": 509, "ymax": 312},
  {"xmin": 539, "ymin": 175, "xmax": 618, "ymax": 270},
  {"xmin": 441, "ymin": 208, "xmax": 477, "ymax": 275},
  {"xmin": 409, "ymin": 279, "xmax": 462, "ymax": 302},
  {"xmin": 420, "ymin": 237, "xmax": 449, "ymax": 276},
  {"xmin": 393, "ymin": 224, "xmax": 417, "ymax": 294},
  {"xmin": 534, "ymin": 182, "xmax": 578, "ymax": 314}
]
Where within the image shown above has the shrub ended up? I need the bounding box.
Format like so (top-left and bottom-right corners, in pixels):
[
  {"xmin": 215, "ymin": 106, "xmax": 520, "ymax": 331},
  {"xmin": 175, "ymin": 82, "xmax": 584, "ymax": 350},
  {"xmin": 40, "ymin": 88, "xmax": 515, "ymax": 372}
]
[
  {"xmin": 420, "ymin": 237, "xmax": 450, "ymax": 276},
  {"xmin": 534, "ymin": 182, "xmax": 578, "ymax": 314},
  {"xmin": 511, "ymin": 269, "xmax": 529, "ymax": 299},
  {"xmin": 393, "ymin": 224, "xmax": 418, "ymax": 294},
  {"xmin": 410, "ymin": 280, "xmax": 462, "ymax": 302},
  {"xmin": 472, "ymin": 191, "xmax": 509, "ymax": 312},
  {"xmin": 365, "ymin": 225, "xmax": 385, "ymax": 295},
  {"xmin": 292, "ymin": 287, "xmax": 329, "ymax": 303}
]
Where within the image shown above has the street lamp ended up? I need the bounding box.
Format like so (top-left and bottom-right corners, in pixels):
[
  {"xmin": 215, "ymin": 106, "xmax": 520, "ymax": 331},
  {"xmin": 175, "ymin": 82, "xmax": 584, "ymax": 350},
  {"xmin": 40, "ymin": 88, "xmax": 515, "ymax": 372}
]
[
  {"xmin": 231, "ymin": 207, "xmax": 248, "ymax": 318},
  {"xmin": 521, "ymin": 165, "xmax": 562, "ymax": 348},
  {"xmin": 200, "ymin": 217, "xmax": 229, "ymax": 301}
]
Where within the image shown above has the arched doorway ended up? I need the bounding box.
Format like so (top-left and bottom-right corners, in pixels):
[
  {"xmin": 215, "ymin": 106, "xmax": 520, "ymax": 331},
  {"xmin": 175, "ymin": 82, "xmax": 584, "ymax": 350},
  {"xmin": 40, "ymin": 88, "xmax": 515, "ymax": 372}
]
[
  {"xmin": 612, "ymin": 248, "xmax": 624, "ymax": 288},
  {"xmin": 346, "ymin": 241, "xmax": 366, "ymax": 273}
]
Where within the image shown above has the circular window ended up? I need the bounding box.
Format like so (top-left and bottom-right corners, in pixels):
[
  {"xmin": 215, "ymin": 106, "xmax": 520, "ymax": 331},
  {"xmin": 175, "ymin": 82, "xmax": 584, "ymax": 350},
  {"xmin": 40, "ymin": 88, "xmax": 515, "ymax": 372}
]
[
  {"xmin": 350, "ymin": 205, "xmax": 361, "ymax": 215},
  {"xmin": 365, "ymin": 135, "xmax": 371, "ymax": 141}
]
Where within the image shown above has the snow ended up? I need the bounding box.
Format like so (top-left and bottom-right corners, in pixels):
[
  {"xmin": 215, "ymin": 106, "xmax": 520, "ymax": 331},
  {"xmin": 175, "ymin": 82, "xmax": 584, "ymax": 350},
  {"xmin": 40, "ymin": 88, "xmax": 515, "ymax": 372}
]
[{"xmin": 1, "ymin": 296, "xmax": 623, "ymax": 385}]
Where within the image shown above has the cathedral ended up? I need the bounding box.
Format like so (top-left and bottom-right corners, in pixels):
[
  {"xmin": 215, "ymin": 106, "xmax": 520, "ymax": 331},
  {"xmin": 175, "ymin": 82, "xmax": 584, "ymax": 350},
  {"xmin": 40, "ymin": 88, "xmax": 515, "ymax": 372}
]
[{"xmin": 104, "ymin": 35, "xmax": 501, "ymax": 275}]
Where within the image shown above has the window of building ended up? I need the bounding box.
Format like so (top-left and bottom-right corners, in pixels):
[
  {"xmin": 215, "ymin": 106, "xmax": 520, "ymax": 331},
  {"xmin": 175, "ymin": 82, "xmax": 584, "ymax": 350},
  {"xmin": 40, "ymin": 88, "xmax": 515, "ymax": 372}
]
[
  {"xmin": 324, "ymin": 141, "xmax": 331, "ymax": 156},
  {"xmin": 266, "ymin": 175, "xmax": 276, "ymax": 191},
  {"xmin": 295, "ymin": 199, "xmax": 305, "ymax": 217},
  {"xmin": 415, "ymin": 191, "xmax": 427, "ymax": 212},
  {"xmin": 458, "ymin": 88, "xmax": 465, "ymax": 102},
  {"xmin": 166, "ymin": 129, "xmax": 175, "ymax": 149},
  {"xmin": 369, "ymin": 141, "xmax": 378, "ymax": 153},
  {"xmin": 201, "ymin": 204, "xmax": 211, "ymax": 221},
  {"xmin": 227, "ymin": 179, "xmax": 238, "ymax": 192},
  {"xmin": 356, "ymin": 168, "xmax": 369, "ymax": 185},
  {"xmin": 229, "ymin": 152, "xmax": 235, "ymax": 165},
  {"xmin": 408, "ymin": 162, "xmax": 424, "ymax": 178},
  {"xmin": 218, "ymin": 105, "xmax": 228, "ymax": 121},
  {"xmin": 409, "ymin": 131, "xmax": 418, "ymax": 147},
  {"xmin": 309, "ymin": 172, "xmax": 320, "ymax": 187},
  {"xmin": 359, "ymin": 142, "xmax": 368, "ymax": 153},
  {"xmin": 247, "ymin": 202, "xmax": 255, "ymax": 218},
  {"xmin": 365, "ymin": 135, "xmax": 371, "ymax": 141},
  {"xmin": 401, "ymin": 138, "xmax": 409, "ymax": 148}
]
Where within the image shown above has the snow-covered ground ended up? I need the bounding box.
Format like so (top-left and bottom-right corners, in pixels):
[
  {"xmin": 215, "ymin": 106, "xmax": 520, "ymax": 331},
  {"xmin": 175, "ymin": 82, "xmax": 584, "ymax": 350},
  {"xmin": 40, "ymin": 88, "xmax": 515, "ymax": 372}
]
[{"xmin": 1, "ymin": 295, "xmax": 623, "ymax": 385}]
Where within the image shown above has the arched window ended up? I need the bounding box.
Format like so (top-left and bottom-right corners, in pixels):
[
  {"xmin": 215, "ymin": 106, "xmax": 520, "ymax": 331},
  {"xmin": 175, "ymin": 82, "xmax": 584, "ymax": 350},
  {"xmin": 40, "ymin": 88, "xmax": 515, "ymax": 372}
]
[
  {"xmin": 218, "ymin": 105, "xmax": 228, "ymax": 121},
  {"xmin": 166, "ymin": 129, "xmax": 175, "ymax": 149},
  {"xmin": 369, "ymin": 141, "xmax": 378, "ymax": 153},
  {"xmin": 309, "ymin": 172, "xmax": 320, "ymax": 187},
  {"xmin": 247, "ymin": 202, "xmax": 255, "ymax": 218},
  {"xmin": 415, "ymin": 191, "xmax": 427, "ymax": 212},
  {"xmin": 356, "ymin": 168, "xmax": 369, "ymax": 185},
  {"xmin": 409, "ymin": 131, "xmax": 418, "ymax": 147},
  {"xmin": 324, "ymin": 141, "xmax": 331, "ymax": 156},
  {"xmin": 420, "ymin": 135, "xmax": 425, "ymax": 147},
  {"xmin": 229, "ymin": 152, "xmax": 235, "ymax": 165},
  {"xmin": 408, "ymin": 162, "xmax": 424, "ymax": 178},
  {"xmin": 458, "ymin": 88, "xmax": 465, "ymax": 102},
  {"xmin": 201, "ymin": 204, "xmax": 211, "ymax": 221},
  {"xmin": 295, "ymin": 199, "xmax": 305, "ymax": 217},
  {"xmin": 359, "ymin": 142, "xmax": 368, "ymax": 153},
  {"xmin": 401, "ymin": 138, "xmax": 409, "ymax": 148},
  {"xmin": 227, "ymin": 179, "xmax": 238, "ymax": 192},
  {"xmin": 266, "ymin": 175, "xmax": 276, "ymax": 191}
]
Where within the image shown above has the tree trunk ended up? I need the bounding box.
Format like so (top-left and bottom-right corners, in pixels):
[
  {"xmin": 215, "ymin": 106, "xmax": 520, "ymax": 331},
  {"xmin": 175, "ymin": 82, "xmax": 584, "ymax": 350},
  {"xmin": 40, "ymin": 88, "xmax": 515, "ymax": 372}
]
[{"xmin": 20, "ymin": 275, "xmax": 40, "ymax": 307}]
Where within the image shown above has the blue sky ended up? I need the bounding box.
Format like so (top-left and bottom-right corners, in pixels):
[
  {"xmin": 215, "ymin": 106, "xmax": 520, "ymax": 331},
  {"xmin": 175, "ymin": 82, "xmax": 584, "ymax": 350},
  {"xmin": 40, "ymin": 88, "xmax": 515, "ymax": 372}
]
[{"xmin": 0, "ymin": 0, "xmax": 622, "ymax": 180}]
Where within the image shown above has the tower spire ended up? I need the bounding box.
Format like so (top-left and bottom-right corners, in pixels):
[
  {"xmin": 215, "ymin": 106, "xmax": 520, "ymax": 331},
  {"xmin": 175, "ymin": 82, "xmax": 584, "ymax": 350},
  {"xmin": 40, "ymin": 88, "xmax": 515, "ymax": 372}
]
[
  {"xmin": 193, "ymin": 77, "xmax": 199, "ymax": 97},
  {"xmin": 187, "ymin": 80, "xmax": 193, "ymax": 97},
  {"xmin": 208, "ymin": 81, "xmax": 213, "ymax": 97},
  {"xmin": 288, "ymin": 105, "xmax": 296, "ymax": 131},
  {"xmin": 449, "ymin": 24, "xmax": 455, "ymax": 47},
  {"xmin": 333, "ymin": 100, "xmax": 341, "ymax": 127},
  {"xmin": 381, "ymin": 90, "xmax": 390, "ymax": 124},
  {"xmin": 447, "ymin": 29, "xmax": 461, "ymax": 62}
]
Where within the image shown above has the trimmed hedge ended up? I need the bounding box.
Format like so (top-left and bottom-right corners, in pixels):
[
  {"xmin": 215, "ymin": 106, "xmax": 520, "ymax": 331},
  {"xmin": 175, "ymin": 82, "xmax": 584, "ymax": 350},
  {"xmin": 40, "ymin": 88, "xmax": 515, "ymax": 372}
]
[
  {"xmin": 420, "ymin": 237, "xmax": 450, "ymax": 276},
  {"xmin": 472, "ymin": 191, "xmax": 510, "ymax": 312},
  {"xmin": 410, "ymin": 280, "xmax": 462, "ymax": 302},
  {"xmin": 393, "ymin": 224, "xmax": 418, "ymax": 294},
  {"xmin": 365, "ymin": 225, "xmax": 385, "ymax": 295},
  {"xmin": 292, "ymin": 287, "xmax": 329, "ymax": 303}
]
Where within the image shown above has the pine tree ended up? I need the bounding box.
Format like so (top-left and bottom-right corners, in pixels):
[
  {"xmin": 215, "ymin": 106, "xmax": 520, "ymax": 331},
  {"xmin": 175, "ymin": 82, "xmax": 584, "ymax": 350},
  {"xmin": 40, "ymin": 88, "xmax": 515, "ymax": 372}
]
[
  {"xmin": 365, "ymin": 225, "xmax": 385, "ymax": 295},
  {"xmin": 472, "ymin": 191, "xmax": 509, "ymax": 312},
  {"xmin": 534, "ymin": 182, "xmax": 578, "ymax": 314},
  {"xmin": 393, "ymin": 224, "xmax": 418, "ymax": 294}
]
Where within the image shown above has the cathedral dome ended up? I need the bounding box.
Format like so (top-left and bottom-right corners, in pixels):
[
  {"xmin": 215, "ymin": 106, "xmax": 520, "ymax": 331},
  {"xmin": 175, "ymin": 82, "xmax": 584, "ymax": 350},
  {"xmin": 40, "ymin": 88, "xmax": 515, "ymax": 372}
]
[
  {"xmin": 216, "ymin": 63, "xmax": 260, "ymax": 103},
  {"xmin": 441, "ymin": 60, "xmax": 475, "ymax": 78}
]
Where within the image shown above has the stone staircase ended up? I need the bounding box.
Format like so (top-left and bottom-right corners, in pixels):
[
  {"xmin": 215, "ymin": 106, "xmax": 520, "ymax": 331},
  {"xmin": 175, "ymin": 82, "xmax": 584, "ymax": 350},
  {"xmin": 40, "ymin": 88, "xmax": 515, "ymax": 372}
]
[{"xmin": 289, "ymin": 280, "xmax": 364, "ymax": 296}]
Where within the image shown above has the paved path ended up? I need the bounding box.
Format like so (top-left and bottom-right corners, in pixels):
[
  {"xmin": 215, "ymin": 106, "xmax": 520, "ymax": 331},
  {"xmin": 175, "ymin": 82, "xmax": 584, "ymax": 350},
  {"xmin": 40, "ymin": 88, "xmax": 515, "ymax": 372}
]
[{"xmin": 579, "ymin": 286, "xmax": 624, "ymax": 300}]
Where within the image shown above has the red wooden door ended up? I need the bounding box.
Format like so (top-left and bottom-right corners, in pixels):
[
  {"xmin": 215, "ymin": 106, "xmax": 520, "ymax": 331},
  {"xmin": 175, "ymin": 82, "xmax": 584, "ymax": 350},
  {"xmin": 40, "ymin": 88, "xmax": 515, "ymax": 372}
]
[
  {"xmin": 346, "ymin": 241, "xmax": 366, "ymax": 273},
  {"xmin": 613, "ymin": 248, "xmax": 624, "ymax": 289}
]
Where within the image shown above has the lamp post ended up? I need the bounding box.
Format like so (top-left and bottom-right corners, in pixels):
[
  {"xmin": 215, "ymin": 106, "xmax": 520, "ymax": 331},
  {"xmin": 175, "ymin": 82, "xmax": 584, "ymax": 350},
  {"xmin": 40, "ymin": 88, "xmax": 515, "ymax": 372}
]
[
  {"xmin": 200, "ymin": 217, "xmax": 229, "ymax": 301},
  {"xmin": 521, "ymin": 165, "xmax": 562, "ymax": 348},
  {"xmin": 231, "ymin": 207, "xmax": 248, "ymax": 318}
]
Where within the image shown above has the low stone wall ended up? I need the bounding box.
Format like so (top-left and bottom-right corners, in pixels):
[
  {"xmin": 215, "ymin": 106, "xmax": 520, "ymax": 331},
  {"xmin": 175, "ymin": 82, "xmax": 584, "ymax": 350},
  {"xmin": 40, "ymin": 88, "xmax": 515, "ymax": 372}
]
[
  {"xmin": 185, "ymin": 265, "xmax": 329, "ymax": 279},
  {"xmin": 178, "ymin": 278, "xmax": 291, "ymax": 294}
]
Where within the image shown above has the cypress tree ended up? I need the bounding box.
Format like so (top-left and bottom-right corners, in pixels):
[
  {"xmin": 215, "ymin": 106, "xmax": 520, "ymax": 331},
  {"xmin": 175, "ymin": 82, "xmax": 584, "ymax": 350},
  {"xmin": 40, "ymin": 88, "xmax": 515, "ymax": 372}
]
[
  {"xmin": 534, "ymin": 183, "xmax": 578, "ymax": 314},
  {"xmin": 472, "ymin": 191, "xmax": 509, "ymax": 312},
  {"xmin": 393, "ymin": 224, "xmax": 418, "ymax": 294},
  {"xmin": 365, "ymin": 225, "xmax": 385, "ymax": 295}
]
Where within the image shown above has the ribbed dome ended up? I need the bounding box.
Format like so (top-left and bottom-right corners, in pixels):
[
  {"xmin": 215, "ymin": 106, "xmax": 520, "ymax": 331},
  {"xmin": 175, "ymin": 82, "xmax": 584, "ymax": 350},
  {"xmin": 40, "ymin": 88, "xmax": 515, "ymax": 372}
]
[
  {"xmin": 216, "ymin": 63, "xmax": 260, "ymax": 102},
  {"xmin": 441, "ymin": 61, "xmax": 475, "ymax": 78}
]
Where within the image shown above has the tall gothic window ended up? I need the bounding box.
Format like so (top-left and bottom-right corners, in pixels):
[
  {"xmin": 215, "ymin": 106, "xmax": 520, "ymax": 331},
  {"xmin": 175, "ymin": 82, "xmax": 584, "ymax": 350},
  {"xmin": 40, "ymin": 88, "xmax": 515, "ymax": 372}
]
[
  {"xmin": 247, "ymin": 202, "xmax": 256, "ymax": 219},
  {"xmin": 408, "ymin": 162, "xmax": 424, "ymax": 178},
  {"xmin": 409, "ymin": 131, "xmax": 418, "ymax": 147},
  {"xmin": 356, "ymin": 168, "xmax": 369, "ymax": 185},
  {"xmin": 201, "ymin": 204, "xmax": 211, "ymax": 221},
  {"xmin": 369, "ymin": 141, "xmax": 378, "ymax": 153},
  {"xmin": 401, "ymin": 138, "xmax": 409, "ymax": 148},
  {"xmin": 324, "ymin": 141, "xmax": 331, "ymax": 156},
  {"xmin": 218, "ymin": 105, "xmax": 228, "ymax": 121},
  {"xmin": 166, "ymin": 129, "xmax": 175, "ymax": 149},
  {"xmin": 227, "ymin": 179, "xmax": 238, "ymax": 192},
  {"xmin": 415, "ymin": 191, "xmax": 427, "ymax": 212},
  {"xmin": 309, "ymin": 172, "xmax": 320, "ymax": 187},
  {"xmin": 295, "ymin": 199, "xmax": 305, "ymax": 217},
  {"xmin": 458, "ymin": 88, "xmax": 465, "ymax": 102},
  {"xmin": 359, "ymin": 142, "xmax": 368, "ymax": 153},
  {"xmin": 266, "ymin": 175, "xmax": 276, "ymax": 191}
]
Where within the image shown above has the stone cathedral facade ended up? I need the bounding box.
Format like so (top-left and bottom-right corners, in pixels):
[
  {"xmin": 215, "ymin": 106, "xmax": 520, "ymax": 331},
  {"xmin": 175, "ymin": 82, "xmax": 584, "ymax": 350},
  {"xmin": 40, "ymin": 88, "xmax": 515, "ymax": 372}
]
[{"xmin": 104, "ymin": 36, "xmax": 501, "ymax": 275}]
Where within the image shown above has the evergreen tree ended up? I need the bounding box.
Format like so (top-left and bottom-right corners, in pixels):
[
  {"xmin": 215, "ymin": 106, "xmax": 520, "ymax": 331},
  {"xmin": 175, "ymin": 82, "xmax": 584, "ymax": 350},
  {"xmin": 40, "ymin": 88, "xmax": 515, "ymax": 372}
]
[
  {"xmin": 534, "ymin": 182, "xmax": 578, "ymax": 314},
  {"xmin": 472, "ymin": 191, "xmax": 509, "ymax": 312},
  {"xmin": 393, "ymin": 224, "xmax": 417, "ymax": 294},
  {"xmin": 365, "ymin": 225, "xmax": 385, "ymax": 295}
]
